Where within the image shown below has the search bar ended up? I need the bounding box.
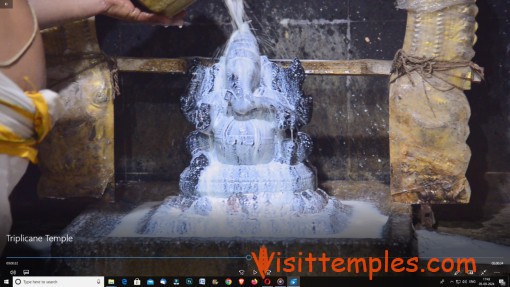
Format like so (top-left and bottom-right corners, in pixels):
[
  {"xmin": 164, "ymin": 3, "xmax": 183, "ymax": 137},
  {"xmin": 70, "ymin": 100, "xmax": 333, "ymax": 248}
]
[{"xmin": 12, "ymin": 277, "xmax": 104, "ymax": 287}]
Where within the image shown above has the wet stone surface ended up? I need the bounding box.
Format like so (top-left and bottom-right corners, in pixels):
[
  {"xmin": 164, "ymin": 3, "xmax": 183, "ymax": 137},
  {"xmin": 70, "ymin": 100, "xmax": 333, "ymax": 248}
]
[{"xmin": 51, "ymin": 180, "xmax": 415, "ymax": 276}]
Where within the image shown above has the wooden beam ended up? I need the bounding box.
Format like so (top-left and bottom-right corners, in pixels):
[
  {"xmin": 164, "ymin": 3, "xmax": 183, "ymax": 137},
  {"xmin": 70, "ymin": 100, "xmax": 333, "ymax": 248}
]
[
  {"xmin": 276, "ymin": 59, "xmax": 393, "ymax": 76},
  {"xmin": 115, "ymin": 57, "xmax": 394, "ymax": 76},
  {"xmin": 115, "ymin": 57, "xmax": 482, "ymax": 83},
  {"xmin": 116, "ymin": 58, "xmax": 189, "ymax": 74}
]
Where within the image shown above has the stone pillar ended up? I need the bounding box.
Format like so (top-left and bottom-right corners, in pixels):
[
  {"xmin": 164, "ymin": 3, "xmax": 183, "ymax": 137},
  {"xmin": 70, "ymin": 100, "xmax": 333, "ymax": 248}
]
[
  {"xmin": 390, "ymin": 0, "xmax": 482, "ymax": 203},
  {"xmin": 37, "ymin": 20, "xmax": 115, "ymax": 199}
]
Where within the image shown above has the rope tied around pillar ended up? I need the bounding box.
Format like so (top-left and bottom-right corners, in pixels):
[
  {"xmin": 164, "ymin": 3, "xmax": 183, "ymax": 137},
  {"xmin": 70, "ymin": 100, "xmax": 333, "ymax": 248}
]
[{"xmin": 390, "ymin": 49, "xmax": 484, "ymax": 92}]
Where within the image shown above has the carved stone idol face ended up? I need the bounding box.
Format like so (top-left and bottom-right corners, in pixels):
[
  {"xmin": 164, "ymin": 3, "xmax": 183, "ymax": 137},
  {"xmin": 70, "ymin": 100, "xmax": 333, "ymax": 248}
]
[
  {"xmin": 208, "ymin": 24, "xmax": 275, "ymax": 165},
  {"xmin": 224, "ymin": 22, "xmax": 261, "ymax": 116}
]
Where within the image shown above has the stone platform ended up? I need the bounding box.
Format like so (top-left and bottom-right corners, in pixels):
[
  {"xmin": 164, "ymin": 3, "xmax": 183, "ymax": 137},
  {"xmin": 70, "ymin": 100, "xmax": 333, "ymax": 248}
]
[{"xmin": 51, "ymin": 181, "xmax": 415, "ymax": 276}]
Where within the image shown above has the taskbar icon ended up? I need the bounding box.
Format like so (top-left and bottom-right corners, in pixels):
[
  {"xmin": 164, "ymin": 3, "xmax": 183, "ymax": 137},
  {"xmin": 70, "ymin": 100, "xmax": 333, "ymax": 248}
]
[{"xmin": 102, "ymin": 276, "xmax": 291, "ymax": 287}]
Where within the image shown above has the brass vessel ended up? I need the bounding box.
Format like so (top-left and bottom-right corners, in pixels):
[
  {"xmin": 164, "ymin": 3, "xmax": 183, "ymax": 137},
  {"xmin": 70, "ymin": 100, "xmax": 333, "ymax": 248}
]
[{"xmin": 138, "ymin": 0, "xmax": 196, "ymax": 18}]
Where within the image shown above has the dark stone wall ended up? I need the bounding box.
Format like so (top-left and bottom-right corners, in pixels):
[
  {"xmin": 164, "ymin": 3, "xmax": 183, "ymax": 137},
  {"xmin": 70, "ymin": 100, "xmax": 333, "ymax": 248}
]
[
  {"xmin": 467, "ymin": 0, "xmax": 510, "ymax": 172},
  {"xmin": 98, "ymin": 0, "xmax": 509, "ymax": 185},
  {"xmin": 463, "ymin": 0, "xmax": 510, "ymax": 206}
]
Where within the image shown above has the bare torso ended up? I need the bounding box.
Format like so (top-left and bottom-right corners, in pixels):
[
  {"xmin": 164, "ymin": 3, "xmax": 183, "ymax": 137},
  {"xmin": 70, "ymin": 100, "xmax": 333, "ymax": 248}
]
[{"xmin": 0, "ymin": 0, "xmax": 46, "ymax": 91}]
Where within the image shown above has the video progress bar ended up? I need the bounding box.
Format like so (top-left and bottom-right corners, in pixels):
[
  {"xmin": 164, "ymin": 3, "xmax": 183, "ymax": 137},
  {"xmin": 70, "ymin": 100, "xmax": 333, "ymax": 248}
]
[{"xmin": 5, "ymin": 255, "xmax": 252, "ymax": 260}]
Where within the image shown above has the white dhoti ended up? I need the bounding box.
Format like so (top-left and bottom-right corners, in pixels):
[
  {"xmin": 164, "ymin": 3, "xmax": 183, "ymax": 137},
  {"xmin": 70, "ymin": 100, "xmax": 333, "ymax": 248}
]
[
  {"xmin": 0, "ymin": 72, "xmax": 64, "ymax": 253},
  {"xmin": 0, "ymin": 155, "xmax": 28, "ymax": 253}
]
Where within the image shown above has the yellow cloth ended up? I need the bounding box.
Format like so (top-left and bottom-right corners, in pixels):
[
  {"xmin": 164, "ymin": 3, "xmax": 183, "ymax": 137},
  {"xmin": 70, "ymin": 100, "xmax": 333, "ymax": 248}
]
[{"xmin": 0, "ymin": 91, "xmax": 53, "ymax": 164}]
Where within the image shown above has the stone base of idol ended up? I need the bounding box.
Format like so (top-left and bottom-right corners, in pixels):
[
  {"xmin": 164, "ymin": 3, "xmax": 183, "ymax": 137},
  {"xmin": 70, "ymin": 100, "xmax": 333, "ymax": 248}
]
[{"xmin": 51, "ymin": 181, "xmax": 415, "ymax": 276}]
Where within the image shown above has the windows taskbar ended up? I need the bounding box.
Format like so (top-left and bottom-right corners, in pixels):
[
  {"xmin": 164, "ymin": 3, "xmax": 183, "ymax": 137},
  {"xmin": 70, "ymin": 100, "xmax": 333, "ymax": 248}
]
[{"xmin": 2, "ymin": 276, "xmax": 509, "ymax": 287}]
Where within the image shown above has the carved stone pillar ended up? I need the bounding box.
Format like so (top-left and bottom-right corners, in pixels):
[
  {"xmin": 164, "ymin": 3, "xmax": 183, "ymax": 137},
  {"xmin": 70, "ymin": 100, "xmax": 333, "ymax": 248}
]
[
  {"xmin": 390, "ymin": 0, "xmax": 482, "ymax": 203},
  {"xmin": 37, "ymin": 20, "xmax": 115, "ymax": 199}
]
